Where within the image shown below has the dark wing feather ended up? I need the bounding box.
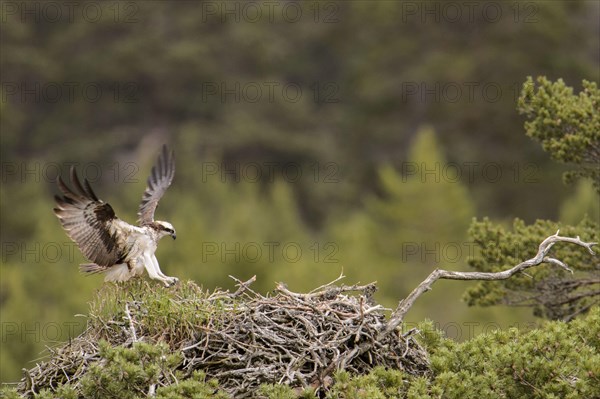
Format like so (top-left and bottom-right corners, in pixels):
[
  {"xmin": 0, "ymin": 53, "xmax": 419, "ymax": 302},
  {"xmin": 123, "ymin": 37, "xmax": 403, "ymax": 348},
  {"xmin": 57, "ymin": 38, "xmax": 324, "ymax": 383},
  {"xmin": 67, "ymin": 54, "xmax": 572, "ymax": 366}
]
[
  {"xmin": 53, "ymin": 167, "xmax": 124, "ymax": 266},
  {"xmin": 137, "ymin": 145, "xmax": 175, "ymax": 225}
]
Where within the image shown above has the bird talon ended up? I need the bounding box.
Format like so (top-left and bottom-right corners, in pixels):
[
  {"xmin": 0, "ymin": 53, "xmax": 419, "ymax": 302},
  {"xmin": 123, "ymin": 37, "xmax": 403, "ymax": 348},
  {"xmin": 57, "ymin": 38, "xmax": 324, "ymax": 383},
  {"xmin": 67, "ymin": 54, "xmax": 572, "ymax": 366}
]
[{"xmin": 164, "ymin": 277, "xmax": 179, "ymax": 287}]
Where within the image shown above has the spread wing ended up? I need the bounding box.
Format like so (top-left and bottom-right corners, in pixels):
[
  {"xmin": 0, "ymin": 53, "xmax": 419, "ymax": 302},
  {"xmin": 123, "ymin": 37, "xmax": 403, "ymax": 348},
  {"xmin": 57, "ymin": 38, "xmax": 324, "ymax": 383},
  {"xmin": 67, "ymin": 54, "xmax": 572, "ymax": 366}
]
[
  {"xmin": 137, "ymin": 145, "xmax": 175, "ymax": 225},
  {"xmin": 53, "ymin": 167, "xmax": 125, "ymax": 266}
]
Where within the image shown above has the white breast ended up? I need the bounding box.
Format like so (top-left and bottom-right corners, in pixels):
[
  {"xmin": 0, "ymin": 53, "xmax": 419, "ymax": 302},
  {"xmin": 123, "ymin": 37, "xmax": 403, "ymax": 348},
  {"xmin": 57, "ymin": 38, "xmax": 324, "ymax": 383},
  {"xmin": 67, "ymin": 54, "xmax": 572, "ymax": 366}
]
[{"xmin": 115, "ymin": 223, "xmax": 158, "ymax": 262}]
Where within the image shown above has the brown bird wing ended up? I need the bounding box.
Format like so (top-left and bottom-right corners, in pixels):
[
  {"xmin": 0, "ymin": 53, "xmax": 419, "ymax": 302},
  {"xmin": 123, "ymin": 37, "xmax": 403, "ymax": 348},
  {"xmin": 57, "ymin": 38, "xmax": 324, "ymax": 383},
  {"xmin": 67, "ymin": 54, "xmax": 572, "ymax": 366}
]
[
  {"xmin": 54, "ymin": 167, "xmax": 125, "ymax": 266},
  {"xmin": 137, "ymin": 145, "xmax": 175, "ymax": 225}
]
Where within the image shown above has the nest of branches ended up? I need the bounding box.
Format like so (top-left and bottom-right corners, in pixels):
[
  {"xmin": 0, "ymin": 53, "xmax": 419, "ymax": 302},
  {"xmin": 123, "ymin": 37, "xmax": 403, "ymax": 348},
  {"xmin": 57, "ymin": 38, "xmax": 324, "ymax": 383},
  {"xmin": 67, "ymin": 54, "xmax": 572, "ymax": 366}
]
[{"xmin": 17, "ymin": 276, "xmax": 430, "ymax": 397}]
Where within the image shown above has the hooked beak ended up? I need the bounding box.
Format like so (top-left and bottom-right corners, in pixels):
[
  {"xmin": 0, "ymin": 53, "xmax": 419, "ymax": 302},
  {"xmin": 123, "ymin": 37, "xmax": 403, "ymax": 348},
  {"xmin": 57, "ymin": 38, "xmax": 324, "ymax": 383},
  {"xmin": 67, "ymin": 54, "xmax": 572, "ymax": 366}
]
[{"xmin": 171, "ymin": 233, "xmax": 177, "ymax": 240}]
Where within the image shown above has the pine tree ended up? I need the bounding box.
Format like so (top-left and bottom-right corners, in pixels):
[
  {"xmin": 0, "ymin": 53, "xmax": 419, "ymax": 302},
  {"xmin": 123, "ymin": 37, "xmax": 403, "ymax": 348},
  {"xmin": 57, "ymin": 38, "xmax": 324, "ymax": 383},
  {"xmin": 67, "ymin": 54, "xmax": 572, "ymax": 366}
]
[{"xmin": 466, "ymin": 78, "xmax": 600, "ymax": 320}]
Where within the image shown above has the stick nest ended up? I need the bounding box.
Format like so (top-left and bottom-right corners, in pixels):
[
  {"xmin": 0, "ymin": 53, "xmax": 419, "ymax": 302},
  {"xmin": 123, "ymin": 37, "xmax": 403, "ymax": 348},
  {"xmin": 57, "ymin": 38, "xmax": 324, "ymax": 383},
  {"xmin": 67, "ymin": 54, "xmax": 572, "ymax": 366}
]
[{"xmin": 17, "ymin": 277, "xmax": 430, "ymax": 397}]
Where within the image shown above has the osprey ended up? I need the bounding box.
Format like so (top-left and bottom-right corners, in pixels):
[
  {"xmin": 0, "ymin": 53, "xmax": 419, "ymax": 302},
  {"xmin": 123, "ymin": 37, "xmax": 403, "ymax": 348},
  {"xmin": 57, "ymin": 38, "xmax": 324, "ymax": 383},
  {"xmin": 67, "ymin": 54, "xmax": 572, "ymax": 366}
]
[{"xmin": 53, "ymin": 145, "xmax": 178, "ymax": 287}]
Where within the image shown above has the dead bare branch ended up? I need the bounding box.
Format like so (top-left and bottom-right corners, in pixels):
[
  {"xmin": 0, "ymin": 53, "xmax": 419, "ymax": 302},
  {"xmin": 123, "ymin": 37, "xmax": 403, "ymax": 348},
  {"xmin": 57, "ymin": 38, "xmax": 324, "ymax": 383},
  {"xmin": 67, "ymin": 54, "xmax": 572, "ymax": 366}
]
[{"xmin": 383, "ymin": 231, "xmax": 597, "ymax": 337}]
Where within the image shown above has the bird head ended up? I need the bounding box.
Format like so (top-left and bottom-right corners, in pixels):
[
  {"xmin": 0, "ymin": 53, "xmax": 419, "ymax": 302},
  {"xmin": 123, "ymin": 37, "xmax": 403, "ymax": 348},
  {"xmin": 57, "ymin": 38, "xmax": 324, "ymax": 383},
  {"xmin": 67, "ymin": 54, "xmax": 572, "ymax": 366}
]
[{"xmin": 154, "ymin": 221, "xmax": 177, "ymax": 240}]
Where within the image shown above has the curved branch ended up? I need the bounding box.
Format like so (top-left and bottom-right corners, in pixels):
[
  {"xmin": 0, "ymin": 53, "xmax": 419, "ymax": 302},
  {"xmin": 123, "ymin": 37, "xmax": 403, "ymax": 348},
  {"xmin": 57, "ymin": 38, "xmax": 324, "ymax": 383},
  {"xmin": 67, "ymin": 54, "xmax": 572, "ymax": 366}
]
[{"xmin": 382, "ymin": 231, "xmax": 597, "ymax": 337}]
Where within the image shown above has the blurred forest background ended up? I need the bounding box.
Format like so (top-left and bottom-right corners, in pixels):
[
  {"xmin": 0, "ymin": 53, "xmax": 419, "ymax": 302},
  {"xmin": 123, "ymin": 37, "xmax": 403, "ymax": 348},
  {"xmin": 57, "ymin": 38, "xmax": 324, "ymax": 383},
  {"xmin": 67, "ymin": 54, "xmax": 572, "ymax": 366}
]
[{"xmin": 1, "ymin": 0, "xmax": 599, "ymax": 384}]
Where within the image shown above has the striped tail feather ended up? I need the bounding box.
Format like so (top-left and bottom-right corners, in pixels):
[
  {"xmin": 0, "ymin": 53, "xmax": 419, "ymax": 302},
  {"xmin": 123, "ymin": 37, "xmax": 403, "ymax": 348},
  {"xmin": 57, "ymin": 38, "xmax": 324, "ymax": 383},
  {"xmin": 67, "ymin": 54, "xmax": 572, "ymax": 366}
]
[{"xmin": 79, "ymin": 263, "xmax": 106, "ymax": 274}]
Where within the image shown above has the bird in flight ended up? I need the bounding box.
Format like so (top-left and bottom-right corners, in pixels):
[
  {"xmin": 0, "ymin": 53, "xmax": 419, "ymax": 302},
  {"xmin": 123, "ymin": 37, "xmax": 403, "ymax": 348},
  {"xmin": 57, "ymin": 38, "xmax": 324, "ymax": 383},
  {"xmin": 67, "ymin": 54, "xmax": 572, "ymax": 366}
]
[{"xmin": 53, "ymin": 145, "xmax": 178, "ymax": 287}]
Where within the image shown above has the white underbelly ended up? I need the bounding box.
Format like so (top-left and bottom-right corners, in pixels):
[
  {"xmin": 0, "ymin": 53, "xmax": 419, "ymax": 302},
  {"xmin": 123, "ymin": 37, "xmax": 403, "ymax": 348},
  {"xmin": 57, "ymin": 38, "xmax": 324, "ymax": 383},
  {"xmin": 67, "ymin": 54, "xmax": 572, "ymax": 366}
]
[{"xmin": 124, "ymin": 234, "xmax": 156, "ymax": 261}]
